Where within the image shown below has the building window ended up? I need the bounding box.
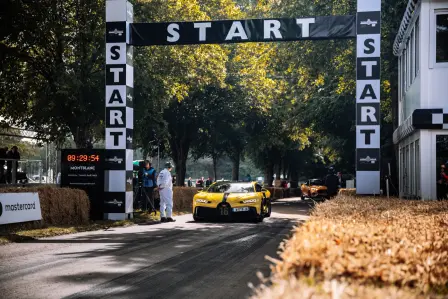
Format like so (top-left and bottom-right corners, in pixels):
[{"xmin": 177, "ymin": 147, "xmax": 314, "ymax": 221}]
[
  {"xmin": 410, "ymin": 142, "xmax": 415, "ymax": 196},
  {"xmin": 436, "ymin": 136, "xmax": 448, "ymax": 199},
  {"xmin": 415, "ymin": 140, "xmax": 420, "ymax": 197},
  {"xmin": 398, "ymin": 56, "xmax": 402, "ymax": 101},
  {"xmin": 410, "ymin": 30, "xmax": 415, "ymax": 84},
  {"xmin": 436, "ymin": 12, "xmax": 448, "ymax": 63},
  {"xmin": 404, "ymin": 49, "xmax": 408, "ymax": 90},
  {"xmin": 401, "ymin": 54, "xmax": 405, "ymax": 96},
  {"xmin": 400, "ymin": 149, "xmax": 404, "ymax": 196},
  {"xmin": 415, "ymin": 17, "xmax": 420, "ymax": 75},
  {"xmin": 405, "ymin": 145, "xmax": 410, "ymax": 195}
]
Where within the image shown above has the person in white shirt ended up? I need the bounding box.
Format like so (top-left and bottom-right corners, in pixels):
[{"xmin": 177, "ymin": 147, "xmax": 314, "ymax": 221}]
[
  {"xmin": 56, "ymin": 172, "xmax": 61, "ymax": 185},
  {"xmin": 157, "ymin": 162, "xmax": 175, "ymax": 222}
]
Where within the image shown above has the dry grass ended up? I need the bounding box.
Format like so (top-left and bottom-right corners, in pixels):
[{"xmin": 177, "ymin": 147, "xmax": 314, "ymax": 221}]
[
  {"xmin": 266, "ymin": 187, "xmax": 286, "ymax": 200},
  {"xmin": 0, "ymin": 186, "xmax": 90, "ymax": 230},
  {"xmin": 252, "ymin": 277, "xmax": 429, "ymax": 299},
  {"xmin": 0, "ymin": 210, "xmax": 162, "ymax": 244},
  {"xmin": 254, "ymin": 196, "xmax": 448, "ymax": 298},
  {"xmin": 152, "ymin": 187, "xmax": 197, "ymax": 212},
  {"xmin": 0, "ymin": 186, "xmax": 196, "ymax": 244},
  {"xmin": 338, "ymin": 188, "xmax": 357, "ymax": 196},
  {"xmin": 173, "ymin": 187, "xmax": 197, "ymax": 211}
]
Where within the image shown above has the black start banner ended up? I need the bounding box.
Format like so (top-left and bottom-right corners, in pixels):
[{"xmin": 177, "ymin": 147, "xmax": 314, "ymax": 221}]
[{"xmin": 129, "ymin": 15, "xmax": 356, "ymax": 46}]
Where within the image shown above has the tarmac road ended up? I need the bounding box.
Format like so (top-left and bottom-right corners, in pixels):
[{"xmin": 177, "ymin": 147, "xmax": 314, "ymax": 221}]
[{"xmin": 0, "ymin": 198, "xmax": 311, "ymax": 299}]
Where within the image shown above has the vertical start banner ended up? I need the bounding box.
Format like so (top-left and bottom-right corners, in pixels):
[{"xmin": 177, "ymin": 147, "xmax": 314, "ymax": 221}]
[
  {"xmin": 105, "ymin": 0, "xmax": 134, "ymax": 220},
  {"xmin": 356, "ymin": 0, "xmax": 381, "ymax": 194}
]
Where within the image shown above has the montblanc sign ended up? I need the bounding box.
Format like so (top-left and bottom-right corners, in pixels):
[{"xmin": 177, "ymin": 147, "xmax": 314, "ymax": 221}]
[{"xmin": 129, "ymin": 16, "xmax": 356, "ymax": 46}]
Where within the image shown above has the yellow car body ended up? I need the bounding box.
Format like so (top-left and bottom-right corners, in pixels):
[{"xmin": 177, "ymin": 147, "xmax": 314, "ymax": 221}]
[
  {"xmin": 301, "ymin": 179, "xmax": 328, "ymax": 199},
  {"xmin": 193, "ymin": 181, "xmax": 271, "ymax": 222}
]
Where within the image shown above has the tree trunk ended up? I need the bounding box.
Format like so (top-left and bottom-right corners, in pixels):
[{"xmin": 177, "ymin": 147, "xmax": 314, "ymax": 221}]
[
  {"xmin": 275, "ymin": 163, "xmax": 281, "ymax": 180},
  {"xmin": 290, "ymin": 169, "xmax": 299, "ymax": 188},
  {"xmin": 281, "ymin": 158, "xmax": 286, "ymax": 178},
  {"xmin": 73, "ymin": 126, "xmax": 93, "ymax": 148},
  {"xmin": 172, "ymin": 145, "xmax": 188, "ymax": 187},
  {"xmin": 212, "ymin": 154, "xmax": 218, "ymax": 181},
  {"xmin": 175, "ymin": 156, "xmax": 187, "ymax": 187},
  {"xmin": 168, "ymin": 126, "xmax": 190, "ymax": 187},
  {"xmin": 231, "ymin": 152, "xmax": 240, "ymax": 181},
  {"xmin": 264, "ymin": 162, "xmax": 274, "ymax": 187},
  {"xmin": 287, "ymin": 166, "xmax": 292, "ymax": 182}
]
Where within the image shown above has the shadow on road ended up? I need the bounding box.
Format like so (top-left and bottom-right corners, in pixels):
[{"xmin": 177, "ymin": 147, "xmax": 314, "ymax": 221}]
[{"xmin": 0, "ymin": 198, "xmax": 312, "ymax": 299}]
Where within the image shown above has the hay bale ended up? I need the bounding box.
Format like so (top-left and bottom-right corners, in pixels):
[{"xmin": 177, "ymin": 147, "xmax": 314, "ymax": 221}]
[
  {"xmin": 0, "ymin": 186, "xmax": 90, "ymax": 229},
  {"xmin": 173, "ymin": 187, "xmax": 197, "ymax": 211},
  {"xmin": 150, "ymin": 187, "xmax": 198, "ymax": 212},
  {"xmin": 266, "ymin": 187, "xmax": 285, "ymax": 200},
  {"xmin": 254, "ymin": 197, "xmax": 448, "ymax": 297},
  {"xmin": 338, "ymin": 188, "xmax": 356, "ymax": 196}
]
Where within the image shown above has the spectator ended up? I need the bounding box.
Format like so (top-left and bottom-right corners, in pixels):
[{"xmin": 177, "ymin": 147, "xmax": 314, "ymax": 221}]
[
  {"xmin": 196, "ymin": 177, "xmax": 204, "ymax": 188},
  {"xmin": 205, "ymin": 177, "xmax": 212, "ymax": 187},
  {"xmin": 324, "ymin": 167, "xmax": 339, "ymax": 198},
  {"xmin": 246, "ymin": 174, "xmax": 252, "ymax": 182},
  {"xmin": 0, "ymin": 146, "xmax": 7, "ymax": 183},
  {"xmin": 142, "ymin": 160, "xmax": 157, "ymax": 211},
  {"xmin": 187, "ymin": 177, "xmax": 192, "ymax": 187},
  {"xmin": 6, "ymin": 146, "xmax": 20, "ymax": 184},
  {"xmin": 437, "ymin": 164, "xmax": 448, "ymax": 200}
]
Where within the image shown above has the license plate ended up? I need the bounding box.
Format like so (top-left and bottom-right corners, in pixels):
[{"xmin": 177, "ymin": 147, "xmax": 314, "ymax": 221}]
[{"xmin": 232, "ymin": 207, "xmax": 249, "ymax": 212}]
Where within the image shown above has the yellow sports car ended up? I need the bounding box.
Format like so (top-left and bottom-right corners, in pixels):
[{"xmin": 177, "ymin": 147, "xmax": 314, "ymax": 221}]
[{"xmin": 193, "ymin": 181, "xmax": 271, "ymax": 222}]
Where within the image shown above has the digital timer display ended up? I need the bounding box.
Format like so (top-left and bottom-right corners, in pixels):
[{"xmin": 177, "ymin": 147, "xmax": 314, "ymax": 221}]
[
  {"xmin": 66, "ymin": 154, "xmax": 101, "ymax": 162},
  {"xmin": 61, "ymin": 149, "xmax": 105, "ymax": 220}
]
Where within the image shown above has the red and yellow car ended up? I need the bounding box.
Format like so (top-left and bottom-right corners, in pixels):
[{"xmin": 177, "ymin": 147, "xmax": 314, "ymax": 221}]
[
  {"xmin": 193, "ymin": 181, "xmax": 271, "ymax": 222},
  {"xmin": 301, "ymin": 179, "xmax": 328, "ymax": 200}
]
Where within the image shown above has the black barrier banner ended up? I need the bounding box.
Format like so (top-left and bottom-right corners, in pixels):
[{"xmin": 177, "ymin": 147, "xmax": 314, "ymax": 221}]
[{"xmin": 129, "ymin": 15, "xmax": 356, "ymax": 46}]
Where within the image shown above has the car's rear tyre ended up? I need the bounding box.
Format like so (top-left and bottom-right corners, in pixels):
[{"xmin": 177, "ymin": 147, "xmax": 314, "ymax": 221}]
[
  {"xmin": 301, "ymin": 194, "xmax": 305, "ymax": 200},
  {"xmin": 266, "ymin": 201, "xmax": 272, "ymax": 217},
  {"xmin": 254, "ymin": 215, "xmax": 264, "ymax": 223},
  {"xmin": 254, "ymin": 202, "xmax": 266, "ymax": 223}
]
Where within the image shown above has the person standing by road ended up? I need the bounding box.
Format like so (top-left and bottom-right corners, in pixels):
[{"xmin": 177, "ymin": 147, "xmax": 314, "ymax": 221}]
[
  {"xmin": 157, "ymin": 162, "xmax": 175, "ymax": 222},
  {"xmin": 142, "ymin": 160, "xmax": 157, "ymax": 211},
  {"xmin": 187, "ymin": 177, "xmax": 192, "ymax": 187},
  {"xmin": 0, "ymin": 146, "xmax": 8, "ymax": 184},
  {"xmin": 205, "ymin": 177, "xmax": 212, "ymax": 187},
  {"xmin": 324, "ymin": 167, "xmax": 339, "ymax": 198},
  {"xmin": 437, "ymin": 164, "xmax": 448, "ymax": 200},
  {"xmin": 6, "ymin": 146, "xmax": 20, "ymax": 184}
]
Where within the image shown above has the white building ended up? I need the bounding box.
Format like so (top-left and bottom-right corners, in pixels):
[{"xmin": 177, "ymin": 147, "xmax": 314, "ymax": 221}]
[{"xmin": 393, "ymin": 0, "xmax": 448, "ymax": 199}]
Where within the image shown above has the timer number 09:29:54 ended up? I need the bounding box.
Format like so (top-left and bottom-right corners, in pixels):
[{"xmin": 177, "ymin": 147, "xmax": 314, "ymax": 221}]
[{"xmin": 67, "ymin": 155, "xmax": 100, "ymax": 162}]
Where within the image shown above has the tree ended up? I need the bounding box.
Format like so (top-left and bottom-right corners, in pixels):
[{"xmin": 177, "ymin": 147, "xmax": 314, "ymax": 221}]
[
  {"xmin": 1, "ymin": 0, "xmax": 105, "ymax": 147},
  {"xmin": 190, "ymin": 85, "xmax": 249, "ymax": 181},
  {"xmin": 0, "ymin": 127, "xmax": 41, "ymax": 159}
]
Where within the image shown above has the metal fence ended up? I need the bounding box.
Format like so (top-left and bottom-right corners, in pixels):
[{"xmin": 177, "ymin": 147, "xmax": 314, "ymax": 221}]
[{"xmin": 1, "ymin": 158, "xmax": 47, "ymax": 185}]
